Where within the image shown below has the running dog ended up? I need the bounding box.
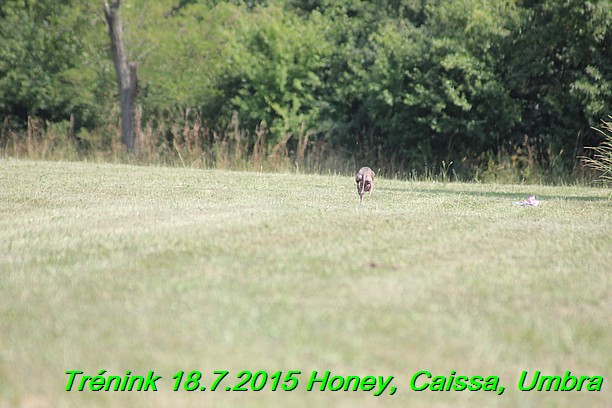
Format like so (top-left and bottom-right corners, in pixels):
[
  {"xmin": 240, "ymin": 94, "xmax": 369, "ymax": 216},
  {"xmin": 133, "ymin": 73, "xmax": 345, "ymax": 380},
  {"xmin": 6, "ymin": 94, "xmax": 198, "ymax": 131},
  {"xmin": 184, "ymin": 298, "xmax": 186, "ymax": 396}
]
[{"xmin": 356, "ymin": 166, "xmax": 375, "ymax": 204}]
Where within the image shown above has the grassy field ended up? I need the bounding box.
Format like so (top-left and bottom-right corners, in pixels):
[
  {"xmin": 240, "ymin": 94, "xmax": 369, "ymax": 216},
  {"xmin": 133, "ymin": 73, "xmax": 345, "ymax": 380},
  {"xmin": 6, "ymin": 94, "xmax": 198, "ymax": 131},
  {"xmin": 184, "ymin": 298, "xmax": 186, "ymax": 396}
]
[{"xmin": 0, "ymin": 158, "xmax": 610, "ymax": 408}]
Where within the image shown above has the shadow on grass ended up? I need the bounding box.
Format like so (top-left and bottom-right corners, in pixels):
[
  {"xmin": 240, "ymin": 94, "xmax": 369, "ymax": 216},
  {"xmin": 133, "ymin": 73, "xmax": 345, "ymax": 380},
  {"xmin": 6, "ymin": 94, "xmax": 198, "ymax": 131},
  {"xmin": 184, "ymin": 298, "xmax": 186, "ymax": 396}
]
[{"xmin": 379, "ymin": 186, "xmax": 611, "ymax": 202}]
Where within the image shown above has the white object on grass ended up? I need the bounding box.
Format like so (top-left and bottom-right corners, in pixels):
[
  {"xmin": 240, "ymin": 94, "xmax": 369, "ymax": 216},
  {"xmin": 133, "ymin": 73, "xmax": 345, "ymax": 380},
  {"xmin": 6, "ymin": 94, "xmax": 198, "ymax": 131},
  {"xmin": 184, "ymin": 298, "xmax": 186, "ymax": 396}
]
[{"xmin": 512, "ymin": 195, "xmax": 540, "ymax": 207}]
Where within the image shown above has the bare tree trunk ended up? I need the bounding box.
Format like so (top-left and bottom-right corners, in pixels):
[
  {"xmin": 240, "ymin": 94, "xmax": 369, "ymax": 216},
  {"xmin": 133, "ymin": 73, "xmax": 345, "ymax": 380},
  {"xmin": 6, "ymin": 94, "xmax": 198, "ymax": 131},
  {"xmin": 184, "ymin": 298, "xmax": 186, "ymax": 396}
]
[{"xmin": 104, "ymin": 0, "xmax": 138, "ymax": 152}]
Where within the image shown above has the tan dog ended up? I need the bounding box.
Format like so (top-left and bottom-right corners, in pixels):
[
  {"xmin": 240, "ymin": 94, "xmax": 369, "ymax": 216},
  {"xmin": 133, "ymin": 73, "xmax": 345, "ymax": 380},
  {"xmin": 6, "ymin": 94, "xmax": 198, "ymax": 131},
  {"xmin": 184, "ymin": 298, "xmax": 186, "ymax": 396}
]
[{"xmin": 356, "ymin": 166, "xmax": 375, "ymax": 204}]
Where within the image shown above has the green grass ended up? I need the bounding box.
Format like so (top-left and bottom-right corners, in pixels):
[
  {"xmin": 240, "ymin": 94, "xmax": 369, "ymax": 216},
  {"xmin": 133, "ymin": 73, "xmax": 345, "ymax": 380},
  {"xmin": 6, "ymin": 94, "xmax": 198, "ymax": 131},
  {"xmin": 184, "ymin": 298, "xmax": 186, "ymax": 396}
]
[{"xmin": 1, "ymin": 158, "xmax": 610, "ymax": 408}]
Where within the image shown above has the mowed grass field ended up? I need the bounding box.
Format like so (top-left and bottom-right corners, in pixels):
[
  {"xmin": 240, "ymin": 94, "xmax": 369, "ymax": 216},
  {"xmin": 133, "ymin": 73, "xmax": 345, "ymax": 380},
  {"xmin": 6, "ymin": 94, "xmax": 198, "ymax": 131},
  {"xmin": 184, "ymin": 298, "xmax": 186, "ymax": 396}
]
[{"xmin": 0, "ymin": 159, "xmax": 610, "ymax": 408}]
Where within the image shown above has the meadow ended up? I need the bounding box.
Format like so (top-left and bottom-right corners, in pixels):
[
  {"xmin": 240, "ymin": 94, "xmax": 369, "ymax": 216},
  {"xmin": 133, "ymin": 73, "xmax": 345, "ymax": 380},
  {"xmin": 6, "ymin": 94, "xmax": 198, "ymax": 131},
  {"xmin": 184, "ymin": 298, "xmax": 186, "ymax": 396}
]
[{"xmin": 0, "ymin": 158, "xmax": 610, "ymax": 407}]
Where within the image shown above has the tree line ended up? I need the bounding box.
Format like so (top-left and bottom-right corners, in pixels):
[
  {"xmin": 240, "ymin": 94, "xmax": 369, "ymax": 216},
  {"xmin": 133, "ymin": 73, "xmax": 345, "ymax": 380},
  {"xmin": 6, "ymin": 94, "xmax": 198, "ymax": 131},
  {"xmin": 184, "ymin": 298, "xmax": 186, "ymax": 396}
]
[{"xmin": 0, "ymin": 0, "xmax": 610, "ymax": 178}]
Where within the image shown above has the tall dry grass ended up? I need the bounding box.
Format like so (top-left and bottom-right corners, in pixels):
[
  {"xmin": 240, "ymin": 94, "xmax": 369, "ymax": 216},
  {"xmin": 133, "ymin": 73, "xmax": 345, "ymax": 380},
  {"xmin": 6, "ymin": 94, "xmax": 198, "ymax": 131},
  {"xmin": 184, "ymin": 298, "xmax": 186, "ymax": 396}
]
[
  {"xmin": 1, "ymin": 113, "xmax": 606, "ymax": 185},
  {"xmin": 581, "ymin": 116, "xmax": 612, "ymax": 186},
  {"xmin": 1, "ymin": 112, "xmax": 356, "ymax": 175}
]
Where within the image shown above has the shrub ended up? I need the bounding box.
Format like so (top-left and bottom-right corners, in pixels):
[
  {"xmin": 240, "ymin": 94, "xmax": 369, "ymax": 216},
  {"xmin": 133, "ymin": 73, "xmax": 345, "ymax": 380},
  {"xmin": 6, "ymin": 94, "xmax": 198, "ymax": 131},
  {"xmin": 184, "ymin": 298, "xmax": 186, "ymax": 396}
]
[{"xmin": 582, "ymin": 117, "xmax": 612, "ymax": 186}]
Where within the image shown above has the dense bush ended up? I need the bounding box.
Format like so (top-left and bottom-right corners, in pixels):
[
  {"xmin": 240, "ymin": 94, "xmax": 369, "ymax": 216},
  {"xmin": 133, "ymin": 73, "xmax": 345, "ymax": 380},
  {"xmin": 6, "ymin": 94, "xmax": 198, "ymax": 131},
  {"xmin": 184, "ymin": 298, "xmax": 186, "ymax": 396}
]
[{"xmin": 0, "ymin": 0, "xmax": 610, "ymax": 179}]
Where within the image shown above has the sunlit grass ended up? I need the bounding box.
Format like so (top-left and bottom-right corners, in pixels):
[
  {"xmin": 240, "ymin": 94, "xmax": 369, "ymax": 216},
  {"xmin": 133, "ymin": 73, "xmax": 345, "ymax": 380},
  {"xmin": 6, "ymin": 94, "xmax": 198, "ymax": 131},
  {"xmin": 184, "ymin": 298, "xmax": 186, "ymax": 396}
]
[{"xmin": 0, "ymin": 159, "xmax": 610, "ymax": 407}]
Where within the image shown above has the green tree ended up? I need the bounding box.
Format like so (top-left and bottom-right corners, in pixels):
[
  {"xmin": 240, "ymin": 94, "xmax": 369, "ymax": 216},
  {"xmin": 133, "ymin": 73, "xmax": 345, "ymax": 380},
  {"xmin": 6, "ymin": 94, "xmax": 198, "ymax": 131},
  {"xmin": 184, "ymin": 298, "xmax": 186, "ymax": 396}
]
[
  {"xmin": 132, "ymin": 0, "xmax": 239, "ymax": 125},
  {"xmin": 0, "ymin": 0, "xmax": 111, "ymax": 130},
  {"xmin": 316, "ymin": 0, "xmax": 521, "ymax": 165},
  {"xmin": 219, "ymin": 3, "xmax": 332, "ymax": 141},
  {"xmin": 503, "ymin": 0, "xmax": 612, "ymax": 163}
]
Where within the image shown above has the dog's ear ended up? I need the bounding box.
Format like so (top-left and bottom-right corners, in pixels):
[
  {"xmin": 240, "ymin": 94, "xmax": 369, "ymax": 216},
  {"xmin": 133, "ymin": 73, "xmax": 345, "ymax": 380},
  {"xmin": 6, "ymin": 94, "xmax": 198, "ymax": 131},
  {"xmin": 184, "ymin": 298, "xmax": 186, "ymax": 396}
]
[{"xmin": 372, "ymin": 171, "xmax": 375, "ymax": 178}]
